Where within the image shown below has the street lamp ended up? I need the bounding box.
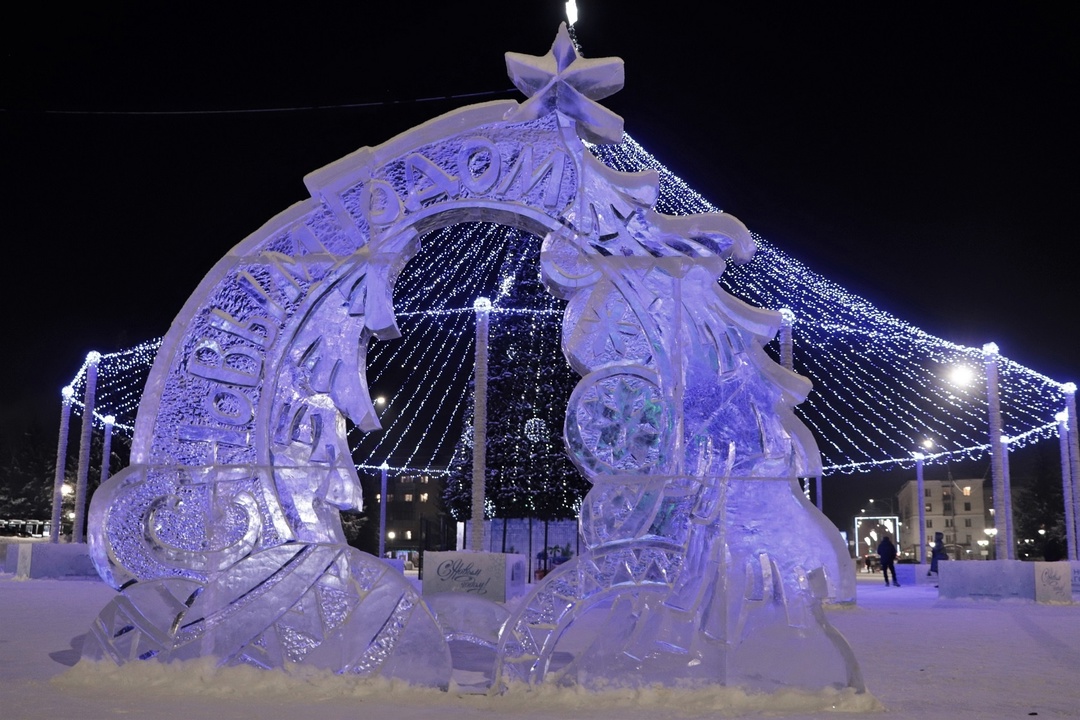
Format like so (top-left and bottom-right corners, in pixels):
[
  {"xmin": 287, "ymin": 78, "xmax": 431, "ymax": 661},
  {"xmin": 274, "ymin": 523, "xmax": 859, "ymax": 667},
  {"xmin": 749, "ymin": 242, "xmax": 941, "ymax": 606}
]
[
  {"xmin": 913, "ymin": 449, "xmax": 929, "ymax": 563},
  {"xmin": 984, "ymin": 527, "xmax": 998, "ymax": 560},
  {"xmin": 868, "ymin": 497, "xmax": 896, "ymax": 513},
  {"xmin": 946, "ymin": 346, "xmax": 1010, "ymax": 560},
  {"xmin": 379, "ymin": 461, "xmax": 389, "ymax": 559},
  {"xmin": 471, "ymin": 297, "xmax": 491, "ymax": 552}
]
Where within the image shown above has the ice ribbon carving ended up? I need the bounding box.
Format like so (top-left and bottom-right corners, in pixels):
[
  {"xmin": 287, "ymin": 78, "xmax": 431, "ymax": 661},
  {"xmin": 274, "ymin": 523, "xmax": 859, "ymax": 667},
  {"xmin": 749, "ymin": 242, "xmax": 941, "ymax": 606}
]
[{"xmin": 82, "ymin": 25, "xmax": 862, "ymax": 696}]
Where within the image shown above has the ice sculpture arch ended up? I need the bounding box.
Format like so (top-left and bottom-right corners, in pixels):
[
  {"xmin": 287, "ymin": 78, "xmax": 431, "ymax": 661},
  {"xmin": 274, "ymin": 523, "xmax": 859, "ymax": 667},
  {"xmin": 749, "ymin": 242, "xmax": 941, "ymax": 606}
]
[{"xmin": 84, "ymin": 24, "xmax": 863, "ymax": 695}]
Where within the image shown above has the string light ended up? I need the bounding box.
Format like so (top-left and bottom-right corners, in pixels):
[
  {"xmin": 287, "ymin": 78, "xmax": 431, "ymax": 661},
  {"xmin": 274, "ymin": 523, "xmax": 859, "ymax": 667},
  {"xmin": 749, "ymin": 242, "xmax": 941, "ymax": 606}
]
[{"xmin": 63, "ymin": 134, "xmax": 1071, "ymax": 478}]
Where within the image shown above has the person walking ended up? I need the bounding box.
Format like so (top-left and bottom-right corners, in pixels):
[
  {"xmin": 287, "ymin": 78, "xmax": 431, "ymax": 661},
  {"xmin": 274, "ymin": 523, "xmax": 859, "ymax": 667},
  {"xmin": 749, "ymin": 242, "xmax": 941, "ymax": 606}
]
[
  {"xmin": 928, "ymin": 531, "xmax": 948, "ymax": 583},
  {"xmin": 877, "ymin": 534, "xmax": 900, "ymax": 587}
]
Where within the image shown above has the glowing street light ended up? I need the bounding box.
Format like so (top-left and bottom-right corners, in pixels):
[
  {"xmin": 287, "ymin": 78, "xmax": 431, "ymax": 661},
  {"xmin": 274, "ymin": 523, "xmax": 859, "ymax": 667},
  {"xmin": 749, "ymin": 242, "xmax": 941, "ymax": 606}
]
[
  {"xmin": 379, "ymin": 461, "xmax": 390, "ymax": 559},
  {"xmin": 470, "ymin": 297, "xmax": 491, "ymax": 552},
  {"xmin": 943, "ymin": 346, "xmax": 1009, "ymax": 560},
  {"xmin": 984, "ymin": 527, "xmax": 998, "ymax": 560},
  {"xmin": 565, "ymin": 0, "xmax": 578, "ymax": 26}
]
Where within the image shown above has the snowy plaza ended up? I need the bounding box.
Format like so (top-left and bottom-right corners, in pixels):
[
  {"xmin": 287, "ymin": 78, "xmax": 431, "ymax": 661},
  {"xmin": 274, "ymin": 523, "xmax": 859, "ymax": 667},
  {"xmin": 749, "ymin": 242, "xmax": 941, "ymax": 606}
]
[
  {"xmin": 2, "ymin": 568, "xmax": 1079, "ymax": 719},
  {"xmin": 3, "ymin": 4, "xmax": 1079, "ymax": 719}
]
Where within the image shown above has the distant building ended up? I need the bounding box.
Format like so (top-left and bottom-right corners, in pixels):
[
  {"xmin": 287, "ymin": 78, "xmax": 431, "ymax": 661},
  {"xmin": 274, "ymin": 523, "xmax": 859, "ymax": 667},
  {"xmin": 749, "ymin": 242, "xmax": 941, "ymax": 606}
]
[
  {"xmin": 897, "ymin": 477, "xmax": 993, "ymax": 560},
  {"xmin": 380, "ymin": 472, "xmax": 454, "ymax": 565}
]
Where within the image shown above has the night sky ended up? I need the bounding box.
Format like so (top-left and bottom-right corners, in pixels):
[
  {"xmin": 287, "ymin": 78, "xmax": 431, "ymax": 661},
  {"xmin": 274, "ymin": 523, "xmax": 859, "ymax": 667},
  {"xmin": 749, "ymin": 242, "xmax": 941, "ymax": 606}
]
[{"xmin": 3, "ymin": 3, "xmax": 1076, "ymax": 522}]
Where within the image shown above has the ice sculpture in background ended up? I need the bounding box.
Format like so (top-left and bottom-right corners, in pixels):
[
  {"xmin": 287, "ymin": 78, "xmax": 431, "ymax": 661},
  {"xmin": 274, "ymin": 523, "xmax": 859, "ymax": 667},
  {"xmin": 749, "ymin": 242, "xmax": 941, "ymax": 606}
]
[{"xmin": 83, "ymin": 24, "xmax": 861, "ymax": 695}]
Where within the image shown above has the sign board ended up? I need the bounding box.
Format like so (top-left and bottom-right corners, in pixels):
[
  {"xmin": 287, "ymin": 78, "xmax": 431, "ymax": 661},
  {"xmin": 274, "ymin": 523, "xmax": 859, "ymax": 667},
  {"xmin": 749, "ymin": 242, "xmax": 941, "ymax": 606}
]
[
  {"xmin": 423, "ymin": 551, "xmax": 527, "ymax": 603},
  {"xmin": 1034, "ymin": 561, "xmax": 1073, "ymax": 603}
]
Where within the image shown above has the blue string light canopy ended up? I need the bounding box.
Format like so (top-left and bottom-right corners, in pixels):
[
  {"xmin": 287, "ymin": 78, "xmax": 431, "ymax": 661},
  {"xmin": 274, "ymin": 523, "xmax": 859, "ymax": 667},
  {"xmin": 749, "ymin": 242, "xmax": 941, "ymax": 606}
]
[{"xmin": 63, "ymin": 134, "xmax": 1072, "ymax": 477}]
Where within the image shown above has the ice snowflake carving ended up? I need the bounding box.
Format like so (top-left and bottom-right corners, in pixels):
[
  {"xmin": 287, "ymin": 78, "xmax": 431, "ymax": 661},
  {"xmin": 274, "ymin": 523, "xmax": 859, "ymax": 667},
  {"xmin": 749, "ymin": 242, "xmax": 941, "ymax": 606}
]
[{"xmin": 571, "ymin": 372, "xmax": 668, "ymax": 473}]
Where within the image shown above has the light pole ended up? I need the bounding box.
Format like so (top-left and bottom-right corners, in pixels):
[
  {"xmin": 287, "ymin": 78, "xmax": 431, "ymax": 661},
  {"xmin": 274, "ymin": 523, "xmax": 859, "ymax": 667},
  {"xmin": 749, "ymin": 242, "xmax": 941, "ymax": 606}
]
[
  {"xmin": 949, "ymin": 347, "xmax": 1009, "ymax": 560},
  {"xmin": 1000, "ymin": 434, "xmax": 1015, "ymax": 556},
  {"xmin": 49, "ymin": 386, "xmax": 74, "ymax": 543},
  {"xmin": 379, "ymin": 461, "xmax": 389, "ymax": 559},
  {"xmin": 914, "ymin": 444, "xmax": 930, "ymax": 564},
  {"xmin": 983, "ymin": 527, "xmax": 998, "ymax": 560},
  {"xmin": 470, "ymin": 297, "xmax": 491, "ymax": 552},
  {"xmin": 867, "ymin": 497, "xmax": 895, "ymax": 513},
  {"xmin": 73, "ymin": 351, "xmax": 101, "ymax": 544},
  {"xmin": 1063, "ymin": 385, "xmax": 1080, "ymax": 562},
  {"xmin": 983, "ymin": 343, "xmax": 1009, "ymax": 560},
  {"xmin": 1056, "ymin": 410, "xmax": 1078, "ymax": 561}
]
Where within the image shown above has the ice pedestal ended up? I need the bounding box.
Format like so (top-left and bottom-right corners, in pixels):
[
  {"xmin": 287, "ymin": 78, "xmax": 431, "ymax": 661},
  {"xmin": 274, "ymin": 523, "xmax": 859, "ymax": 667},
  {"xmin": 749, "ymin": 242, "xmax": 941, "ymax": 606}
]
[
  {"xmin": 937, "ymin": 560, "xmax": 1080, "ymax": 602},
  {"xmin": 5, "ymin": 541, "xmax": 97, "ymax": 579}
]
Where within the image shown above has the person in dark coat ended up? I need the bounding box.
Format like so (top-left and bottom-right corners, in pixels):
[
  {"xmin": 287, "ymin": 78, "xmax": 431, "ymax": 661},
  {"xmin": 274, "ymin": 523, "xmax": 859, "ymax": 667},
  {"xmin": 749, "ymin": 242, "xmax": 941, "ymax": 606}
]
[
  {"xmin": 877, "ymin": 534, "xmax": 899, "ymax": 587},
  {"xmin": 929, "ymin": 531, "xmax": 948, "ymax": 576}
]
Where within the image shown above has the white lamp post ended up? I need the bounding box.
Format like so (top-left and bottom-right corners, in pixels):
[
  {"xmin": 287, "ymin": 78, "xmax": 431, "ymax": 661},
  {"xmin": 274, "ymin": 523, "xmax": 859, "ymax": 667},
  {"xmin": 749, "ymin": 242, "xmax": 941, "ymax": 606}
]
[
  {"xmin": 914, "ymin": 451, "xmax": 927, "ymax": 563},
  {"xmin": 1000, "ymin": 434, "xmax": 1014, "ymax": 555},
  {"xmin": 73, "ymin": 351, "xmax": 101, "ymax": 544},
  {"xmin": 49, "ymin": 386, "xmax": 75, "ymax": 543},
  {"xmin": 1064, "ymin": 385, "xmax": 1080, "ymax": 562},
  {"xmin": 984, "ymin": 527, "xmax": 998, "ymax": 560},
  {"xmin": 1056, "ymin": 410, "xmax": 1078, "ymax": 561},
  {"xmin": 982, "ymin": 343, "xmax": 1009, "ymax": 560},
  {"xmin": 470, "ymin": 297, "xmax": 491, "ymax": 552},
  {"xmin": 379, "ymin": 461, "xmax": 389, "ymax": 559},
  {"xmin": 99, "ymin": 415, "xmax": 115, "ymax": 485}
]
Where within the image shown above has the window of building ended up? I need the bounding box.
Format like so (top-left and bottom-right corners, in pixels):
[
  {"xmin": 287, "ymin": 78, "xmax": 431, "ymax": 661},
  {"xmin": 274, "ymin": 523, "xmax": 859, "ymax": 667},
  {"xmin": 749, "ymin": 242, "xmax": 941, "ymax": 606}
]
[
  {"xmin": 925, "ymin": 503, "xmax": 932, "ymax": 513},
  {"xmin": 966, "ymin": 534, "xmax": 972, "ymax": 544},
  {"xmin": 960, "ymin": 485, "xmax": 971, "ymax": 496},
  {"xmin": 420, "ymin": 493, "xmax": 429, "ymax": 503},
  {"xmin": 926, "ymin": 519, "xmax": 933, "ymax": 528},
  {"xmin": 964, "ymin": 518, "xmax": 972, "ymax": 527},
  {"xmin": 964, "ymin": 502, "xmax": 972, "ymax": 512},
  {"xmin": 924, "ymin": 489, "xmax": 931, "ymax": 498},
  {"xmin": 404, "ymin": 494, "xmax": 413, "ymax": 502},
  {"xmin": 943, "ymin": 501, "xmax": 953, "ymax": 513},
  {"xmin": 945, "ymin": 518, "xmax": 953, "ymax": 528}
]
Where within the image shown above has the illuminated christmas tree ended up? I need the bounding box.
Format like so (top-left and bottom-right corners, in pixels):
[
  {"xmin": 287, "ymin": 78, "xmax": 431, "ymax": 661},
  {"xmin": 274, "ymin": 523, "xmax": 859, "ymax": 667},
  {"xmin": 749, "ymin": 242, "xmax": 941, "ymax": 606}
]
[{"xmin": 443, "ymin": 228, "xmax": 586, "ymax": 528}]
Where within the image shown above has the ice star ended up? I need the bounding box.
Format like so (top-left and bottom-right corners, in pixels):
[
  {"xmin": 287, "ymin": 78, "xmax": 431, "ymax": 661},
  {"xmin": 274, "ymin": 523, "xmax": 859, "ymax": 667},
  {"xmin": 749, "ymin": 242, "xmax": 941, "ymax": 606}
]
[{"xmin": 504, "ymin": 23, "xmax": 625, "ymax": 144}]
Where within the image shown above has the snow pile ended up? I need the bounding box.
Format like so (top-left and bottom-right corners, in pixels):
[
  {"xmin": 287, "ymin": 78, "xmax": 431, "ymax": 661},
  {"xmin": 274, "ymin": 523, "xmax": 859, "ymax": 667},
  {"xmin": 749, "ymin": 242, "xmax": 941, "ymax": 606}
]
[{"xmin": 54, "ymin": 655, "xmax": 881, "ymax": 717}]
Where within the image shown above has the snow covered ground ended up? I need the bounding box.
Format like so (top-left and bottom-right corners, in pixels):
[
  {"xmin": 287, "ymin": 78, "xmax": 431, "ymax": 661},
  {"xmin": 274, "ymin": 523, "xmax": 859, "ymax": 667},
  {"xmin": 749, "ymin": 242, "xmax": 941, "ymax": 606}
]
[{"xmin": 2, "ymin": 569, "xmax": 1078, "ymax": 719}]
